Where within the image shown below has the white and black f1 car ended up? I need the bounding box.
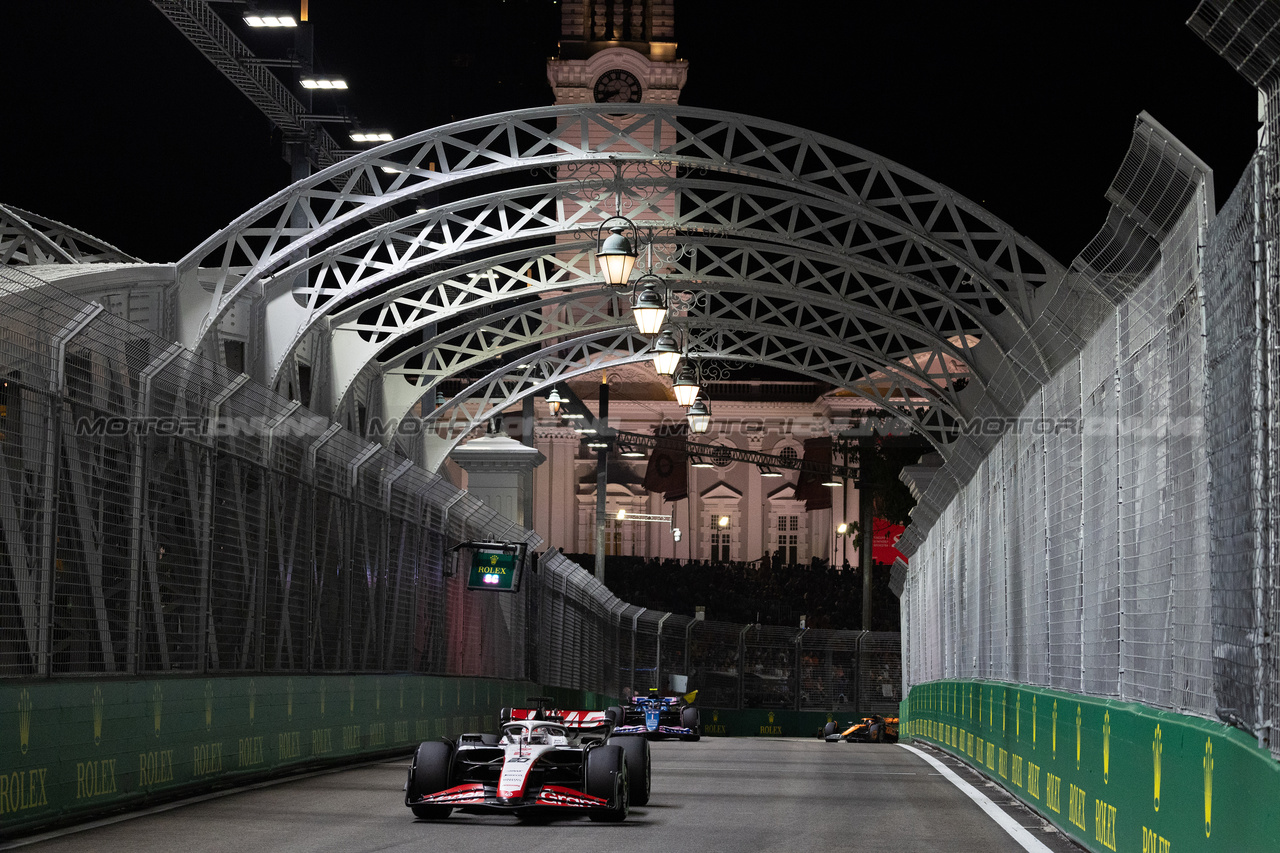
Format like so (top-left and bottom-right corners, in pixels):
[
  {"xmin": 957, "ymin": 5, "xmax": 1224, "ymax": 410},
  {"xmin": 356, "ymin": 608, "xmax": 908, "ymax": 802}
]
[
  {"xmin": 610, "ymin": 689, "xmax": 700, "ymax": 740},
  {"xmin": 405, "ymin": 698, "xmax": 651, "ymax": 822}
]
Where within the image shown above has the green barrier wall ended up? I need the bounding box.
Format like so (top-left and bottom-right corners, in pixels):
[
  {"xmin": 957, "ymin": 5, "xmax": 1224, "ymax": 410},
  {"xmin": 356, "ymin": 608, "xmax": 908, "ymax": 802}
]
[
  {"xmin": 899, "ymin": 680, "xmax": 1280, "ymax": 853},
  {"xmin": 0, "ymin": 676, "xmax": 612, "ymax": 839}
]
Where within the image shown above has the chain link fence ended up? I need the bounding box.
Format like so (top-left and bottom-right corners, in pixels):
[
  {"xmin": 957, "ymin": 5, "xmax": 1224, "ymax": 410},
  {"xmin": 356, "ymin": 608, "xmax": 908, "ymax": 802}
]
[
  {"xmin": 902, "ymin": 121, "xmax": 1280, "ymax": 758},
  {"xmin": 0, "ymin": 263, "xmax": 895, "ymax": 712}
]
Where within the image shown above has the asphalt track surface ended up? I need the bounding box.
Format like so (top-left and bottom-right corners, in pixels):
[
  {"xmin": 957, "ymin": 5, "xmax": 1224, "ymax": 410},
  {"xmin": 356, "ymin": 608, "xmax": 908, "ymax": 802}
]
[{"xmin": 8, "ymin": 738, "xmax": 1085, "ymax": 853}]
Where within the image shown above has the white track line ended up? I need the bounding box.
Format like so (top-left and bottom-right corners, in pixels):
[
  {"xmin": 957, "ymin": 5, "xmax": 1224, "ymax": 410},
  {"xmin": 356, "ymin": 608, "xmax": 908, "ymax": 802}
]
[{"xmin": 898, "ymin": 743, "xmax": 1054, "ymax": 853}]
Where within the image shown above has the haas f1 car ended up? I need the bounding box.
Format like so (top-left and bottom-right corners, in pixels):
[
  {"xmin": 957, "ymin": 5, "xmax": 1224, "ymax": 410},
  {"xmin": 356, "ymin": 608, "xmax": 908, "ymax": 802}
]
[
  {"xmin": 610, "ymin": 688, "xmax": 700, "ymax": 740},
  {"xmin": 405, "ymin": 698, "xmax": 651, "ymax": 822},
  {"xmin": 823, "ymin": 714, "xmax": 899, "ymax": 743}
]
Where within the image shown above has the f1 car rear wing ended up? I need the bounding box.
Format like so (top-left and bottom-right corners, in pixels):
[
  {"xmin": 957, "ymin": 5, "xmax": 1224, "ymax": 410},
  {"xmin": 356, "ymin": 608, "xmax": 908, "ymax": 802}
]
[{"xmin": 506, "ymin": 707, "xmax": 613, "ymax": 729}]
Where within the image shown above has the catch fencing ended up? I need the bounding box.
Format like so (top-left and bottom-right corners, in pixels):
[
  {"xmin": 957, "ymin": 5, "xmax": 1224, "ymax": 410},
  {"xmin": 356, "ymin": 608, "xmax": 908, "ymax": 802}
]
[
  {"xmin": 901, "ymin": 123, "xmax": 1280, "ymax": 758},
  {"xmin": 0, "ymin": 264, "xmax": 893, "ymax": 713}
]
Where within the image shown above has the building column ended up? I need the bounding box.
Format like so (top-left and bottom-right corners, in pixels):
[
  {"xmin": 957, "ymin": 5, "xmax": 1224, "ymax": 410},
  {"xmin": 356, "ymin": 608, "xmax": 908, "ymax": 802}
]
[
  {"xmin": 450, "ymin": 433, "xmax": 546, "ymax": 529},
  {"xmin": 745, "ymin": 433, "xmax": 765, "ymax": 562},
  {"xmin": 533, "ymin": 426, "xmax": 580, "ymax": 552}
]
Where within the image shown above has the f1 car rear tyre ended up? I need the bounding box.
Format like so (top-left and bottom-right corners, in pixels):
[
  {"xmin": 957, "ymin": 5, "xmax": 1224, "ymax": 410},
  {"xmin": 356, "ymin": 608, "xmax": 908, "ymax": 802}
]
[
  {"xmin": 823, "ymin": 721, "xmax": 838, "ymax": 738},
  {"xmin": 585, "ymin": 744, "xmax": 629, "ymax": 822},
  {"xmin": 605, "ymin": 705, "xmax": 624, "ymax": 727},
  {"xmin": 680, "ymin": 706, "xmax": 701, "ymax": 740},
  {"xmin": 407, "ymin": 740, "xmax": 454, "ymax": 819},
  {"xmin": 608, "ymin": 735, "xmax": 651, "ymax": 806}
]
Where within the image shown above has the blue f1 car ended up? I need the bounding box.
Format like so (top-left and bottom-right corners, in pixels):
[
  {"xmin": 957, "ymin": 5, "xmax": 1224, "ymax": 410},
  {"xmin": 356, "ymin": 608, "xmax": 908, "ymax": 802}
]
[{"xmin": 609, "ymin": 689, "xmax": 700, "ymax": 741}]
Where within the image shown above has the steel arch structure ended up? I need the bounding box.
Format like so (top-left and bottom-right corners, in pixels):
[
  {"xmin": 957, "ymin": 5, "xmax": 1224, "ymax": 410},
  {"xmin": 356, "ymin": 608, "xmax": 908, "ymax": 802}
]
[
  {"xmin": 175, "ymin": 104, "xmax": 1070, "ymax": 469},
  {"xmin": 0, "ymin": 203, "xmax": 140, "ymax": 266}
]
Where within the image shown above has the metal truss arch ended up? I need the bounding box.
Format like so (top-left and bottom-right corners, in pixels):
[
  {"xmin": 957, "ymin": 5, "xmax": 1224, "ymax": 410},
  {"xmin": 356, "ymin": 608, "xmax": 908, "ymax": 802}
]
[
  {"xmin": 419, "ymin": 332, "xmax": 953, "ymax": 468},
  {"xmin": 362, "ymin": 283, "xmax": 979, "ymax": 430},
  {"xmin": 257, "ymin": 175, "xmax": 1036, "ymax": 393},
  {"xmin": 319, "ymin": 227, "xmax": 1008, "ymax": 365},
  {"xmin": 177, "ymin": 103, "xmax": 1072, "ymax": 469},
  {"xmin": 181, "ymin": 103, "xmax": 1064, "ymax": 336},
  {"xmin": 378, "ymin": 313, "xmax": 963, "ymax": 424},
  {"xmin": 1, "ymin": 203, "xmax": 141, "ymax": 266}
]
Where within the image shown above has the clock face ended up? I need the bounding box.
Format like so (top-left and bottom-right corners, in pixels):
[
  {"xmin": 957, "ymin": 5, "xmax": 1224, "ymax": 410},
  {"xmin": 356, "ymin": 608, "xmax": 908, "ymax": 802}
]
[{"xmin": 593, "ymin": 69, "xmax": 642, "ymax": 104}]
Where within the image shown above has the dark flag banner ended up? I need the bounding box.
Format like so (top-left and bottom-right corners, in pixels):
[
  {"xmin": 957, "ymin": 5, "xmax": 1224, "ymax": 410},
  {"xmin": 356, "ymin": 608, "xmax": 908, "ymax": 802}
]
[
  {"xmin": 794, "ymin": 436, "xmax": 833, "ymax": 511},
  {"xmin": 642, "ymin": 423, "xmax": 689, "ymax": 502}
]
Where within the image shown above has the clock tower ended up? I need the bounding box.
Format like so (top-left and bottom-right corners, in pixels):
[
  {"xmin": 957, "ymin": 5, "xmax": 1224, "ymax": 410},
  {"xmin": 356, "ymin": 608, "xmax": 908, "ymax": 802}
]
[{"xmin": 547, "ymin": 1, "xmax": 688, "ymax": 106}]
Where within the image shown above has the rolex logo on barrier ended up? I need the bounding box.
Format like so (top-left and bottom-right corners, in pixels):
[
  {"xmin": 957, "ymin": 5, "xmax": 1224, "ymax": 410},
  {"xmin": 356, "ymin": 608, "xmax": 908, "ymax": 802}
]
[
  {"xmin": 18, "ymin": 688, "xmax": 32, "ymax": 754},
  {"xmin": 1075, "ymin": 705, "xmax": 1082, "ymax": 769},
  {"xmin": 93, "ymin": 685, "xmax": 104, "ymax": 746},
  {"xmin": 1203, "ymin": 737, "xmax": 1213, "ymax": 837},
  {"xmin": 1152, "ymin": 724, "xmax": 1162, "ymax": 811},
  {"xmin": 1102, "ymin": 710, "xmax": 1111, "ymax": 784},
  {"xmin": 1032, "ymin": 696, "xmax": 1037, "ymax": 746},
  {"xmin": 205, "ymin": 680, "xmax": 214, "ymax": 731},
  {"xmin": 768, "ymin": 712, "xmax": 775, "ymax": 724},
  {"xmin": 1052, "ymin": 700, "xmax": 1058, "ymax": 758}
]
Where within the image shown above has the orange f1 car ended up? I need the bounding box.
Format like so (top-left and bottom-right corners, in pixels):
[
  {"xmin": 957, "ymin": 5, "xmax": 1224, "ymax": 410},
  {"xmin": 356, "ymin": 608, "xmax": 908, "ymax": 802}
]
[{"xmin": 822, "ymin": 714, "xmax": 899, "ymax": 743}]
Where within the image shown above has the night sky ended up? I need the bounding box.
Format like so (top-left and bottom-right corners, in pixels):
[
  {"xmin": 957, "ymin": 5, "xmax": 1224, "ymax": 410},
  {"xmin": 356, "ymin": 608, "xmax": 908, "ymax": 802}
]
[{"xmin": 2, "ymin": 1, "xmax": 1260, "ymax": 266}]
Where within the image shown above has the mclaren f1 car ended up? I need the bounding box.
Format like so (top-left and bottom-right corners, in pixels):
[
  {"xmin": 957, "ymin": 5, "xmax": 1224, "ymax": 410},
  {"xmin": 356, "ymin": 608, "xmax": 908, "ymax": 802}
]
[
  {"xmin": 405, "ymin": 698, "xmax": 651, "ymax": 822},
  {"xmin": 822, "ymin": 714, "xmax": 899, "ymax": 743}
]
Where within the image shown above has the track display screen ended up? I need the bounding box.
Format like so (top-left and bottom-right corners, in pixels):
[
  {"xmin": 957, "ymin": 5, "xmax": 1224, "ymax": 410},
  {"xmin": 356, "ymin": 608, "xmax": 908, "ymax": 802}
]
[{"xmin": 467, "ymin": 548, "xmax": 520, "ymax": 592}]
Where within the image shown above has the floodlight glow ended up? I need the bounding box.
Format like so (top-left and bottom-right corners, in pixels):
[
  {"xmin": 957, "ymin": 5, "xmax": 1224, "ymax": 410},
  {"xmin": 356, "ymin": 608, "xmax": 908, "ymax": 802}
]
[
  {"xmin": 245, "ymin": 14, "xmax": 297, "ymax": 27},
  {"xmin": 300, "ymin": 75, "xmax": 348, "ymax": 90}
]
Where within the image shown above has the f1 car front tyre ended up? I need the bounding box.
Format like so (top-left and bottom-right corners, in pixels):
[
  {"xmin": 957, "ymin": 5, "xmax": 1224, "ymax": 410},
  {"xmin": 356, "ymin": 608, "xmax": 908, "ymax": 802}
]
[
  {"xmin": 605, "ymin": 705, "xmax": 624, "ymax": 727},
  {"xmin": 608, "ymin": 735, "xmax": 651, "ymax": 806},
  {"xmin": 822, "ymin": 721, "xmax": 839, "ymax": 738},
  {"xmin": 680, "ymin": 706, "xmax": 701, "ymax": 740},
  {"xmin": 406, "ymin": 740, "xmax": 454, "ymax": 819},
  {"xmin": 585, "ymin": 744, "xmax": 629, "ymax": 822}
]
